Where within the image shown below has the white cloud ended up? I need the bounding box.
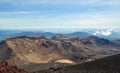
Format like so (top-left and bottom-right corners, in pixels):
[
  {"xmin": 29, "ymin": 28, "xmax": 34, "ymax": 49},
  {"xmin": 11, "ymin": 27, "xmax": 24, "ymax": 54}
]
[
  {"xmin": 0, "ymin": 0, "xmax": 120, "ymax": 29},
  {"xmin": 0, "ymin": 18, "xmax": 15, "ymax": 23},
  {"xmin": 93, "ymin": 31, "xmax": 101, "ymax": 35},
  {"xmin": 0, "ymin": 11, "xmax": 120, "ymax": 29},
  {"xmin": 101, "ymin": 30, "xmax": 112, "ymax": 36},
  {"xmin": 93, "ymin": 30, "xmax": 112, "ymax": 36}
]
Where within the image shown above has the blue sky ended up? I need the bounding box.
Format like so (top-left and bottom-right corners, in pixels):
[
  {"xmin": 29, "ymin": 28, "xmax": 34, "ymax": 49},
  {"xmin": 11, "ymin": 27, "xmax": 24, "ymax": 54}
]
[{"xmin": 0, "ymin": 0, "xmax": 120, "ymax": 30}]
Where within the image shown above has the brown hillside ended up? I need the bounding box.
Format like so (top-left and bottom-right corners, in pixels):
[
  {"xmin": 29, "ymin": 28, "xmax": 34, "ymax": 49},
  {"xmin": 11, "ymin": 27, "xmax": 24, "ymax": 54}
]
[{"xmin": 0, "ymin": 36, "xmax": 119, "ymax": 72}]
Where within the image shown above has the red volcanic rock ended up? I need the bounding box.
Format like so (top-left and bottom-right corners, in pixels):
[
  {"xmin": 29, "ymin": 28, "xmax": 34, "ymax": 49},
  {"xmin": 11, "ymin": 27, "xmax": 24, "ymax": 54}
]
[{"xmin": 0, "ymin": 62, "xmax": 28, "ymax": 73}]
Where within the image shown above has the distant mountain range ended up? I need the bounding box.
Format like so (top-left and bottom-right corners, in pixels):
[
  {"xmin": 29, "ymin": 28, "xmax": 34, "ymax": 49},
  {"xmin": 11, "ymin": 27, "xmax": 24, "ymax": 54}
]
[
  {"xmin": 0, "ymin": 30, "xmax": 91, "ymax": 41},
  {"xmin": 0, "ymin": 29, "xmax": 120, "ymax": 41}
]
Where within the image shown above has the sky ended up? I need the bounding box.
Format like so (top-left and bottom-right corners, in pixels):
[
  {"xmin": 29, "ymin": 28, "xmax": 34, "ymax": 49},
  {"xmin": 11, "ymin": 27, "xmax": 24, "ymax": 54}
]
[{"xmin": 0, "ymin": 0, "xmax": 120, "ymax": 30}]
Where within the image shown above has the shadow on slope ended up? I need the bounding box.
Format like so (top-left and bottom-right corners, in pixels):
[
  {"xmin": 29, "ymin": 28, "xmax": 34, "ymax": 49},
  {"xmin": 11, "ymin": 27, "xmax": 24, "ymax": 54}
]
[{"xmin": 37, "ymin": 54, "xmax": 120, "ymax": 73}]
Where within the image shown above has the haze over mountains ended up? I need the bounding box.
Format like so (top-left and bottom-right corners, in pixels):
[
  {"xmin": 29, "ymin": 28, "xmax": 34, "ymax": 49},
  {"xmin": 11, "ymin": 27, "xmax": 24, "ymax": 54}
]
[
  {"xmin": 0, "ymin": 29, "xmax": 120, "ymax": 41},
  {"xmin": 0, "ymin": 30, "xmax": 91, "ymax": 41}
]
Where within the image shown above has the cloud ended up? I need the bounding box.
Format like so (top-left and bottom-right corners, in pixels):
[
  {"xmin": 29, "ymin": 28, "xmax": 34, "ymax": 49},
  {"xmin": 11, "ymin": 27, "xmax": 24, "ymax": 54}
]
[
  {"xmin": 101, "ymin": 31, "xmax": 112, "ymax": 36},
  {"xmin": 0, "ymin": 18, "xmax": 15, "ymax": 23},
  {"xmin": 0, "ymin": 11, "xmax": 36, "ymax": 15},
  {"xmin": 59, "ymin": 11, "xmax": 120, "ymax": 29},
  {"xmin": 93, "ymin": 30, "xmax": 112, "ymax": 36},
  {"xmin": 0, "ymin": 0, "xmax": 49, "ymax": 4},
  {"xmin": 0, "ymin": 10, "xmax": 120, "ymax": 29},
  {"xmin": 0, "ymin": 11, "xmax": 48, "ymax": 19},
  {"xmin": 0, "ymin": 0, "xmax": 120, "ymax": 7},
  {"xmin": 0, "ymin": 0, "xmax": 120, "ymax": 29}
]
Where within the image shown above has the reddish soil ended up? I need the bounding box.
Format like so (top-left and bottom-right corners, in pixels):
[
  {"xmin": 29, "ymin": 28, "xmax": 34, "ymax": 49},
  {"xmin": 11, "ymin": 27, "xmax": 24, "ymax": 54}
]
[{"xmin": 0, "ymin": 62, "xmax": 28, "ymax": 73}]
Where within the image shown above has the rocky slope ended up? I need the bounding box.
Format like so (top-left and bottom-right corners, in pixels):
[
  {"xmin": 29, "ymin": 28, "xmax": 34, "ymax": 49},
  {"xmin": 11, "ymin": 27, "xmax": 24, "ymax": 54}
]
[
  {"xmin": 0, "ymin": 36, "xmax": 120, "ymax": 72},
  {"xmin": 0, "ymin": 62, "xmax": 28, "ymax": 73},
  {"xmin": 37, "ymin": 54, "xmax": 120, "ymax": 73}
]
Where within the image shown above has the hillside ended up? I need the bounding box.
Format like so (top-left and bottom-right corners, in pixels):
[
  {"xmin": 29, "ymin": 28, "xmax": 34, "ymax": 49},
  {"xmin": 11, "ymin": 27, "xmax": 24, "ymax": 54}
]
[
  {"xmin": 0, "ymin": 36, "xmax": 120, "ymax": 72},
  {"xmin": 36, "ymin": 54, "xmax": 120, "ymax": 73},
  {"xmin": 113, "ymin": 39, "xmax": 120, "ymax": 44},
  {"xmin": 0, "ymin": 62, "xmax": 28, "ymax": 73}
]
